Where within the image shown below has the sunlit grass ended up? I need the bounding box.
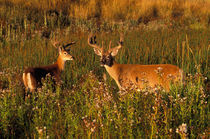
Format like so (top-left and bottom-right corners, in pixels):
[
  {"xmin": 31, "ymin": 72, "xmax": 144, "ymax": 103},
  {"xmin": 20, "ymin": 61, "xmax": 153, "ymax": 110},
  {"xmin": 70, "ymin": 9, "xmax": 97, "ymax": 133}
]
[
  {"xmin": 3, "ymin": 0, "xmax": 210, "ymax": 25},
  {"xmin": 0, "ymin": 66, "xmax": 208, "ymax": 138},
  {"xmin": 0, "ymin": 0, "xmax": 209, "ymax": 138},
  {"xmin": 0, "ymin": 26, "xmax": 209, "ymax": 138}
]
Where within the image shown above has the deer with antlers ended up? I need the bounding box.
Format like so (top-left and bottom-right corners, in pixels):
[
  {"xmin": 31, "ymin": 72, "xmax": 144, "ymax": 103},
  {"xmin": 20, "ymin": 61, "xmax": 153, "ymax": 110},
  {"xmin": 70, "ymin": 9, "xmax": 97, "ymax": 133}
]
[
  {"xmin": 88, "ymin": 34, "xmax": 183, "ymax": 91},
  {"xmin": 22, "ymin": 40, "xmax": 75, "ymax": 92}
]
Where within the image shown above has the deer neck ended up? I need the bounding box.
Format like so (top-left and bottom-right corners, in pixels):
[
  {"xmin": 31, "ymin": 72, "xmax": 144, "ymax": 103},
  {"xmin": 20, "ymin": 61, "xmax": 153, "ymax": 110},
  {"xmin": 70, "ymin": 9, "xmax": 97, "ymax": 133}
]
[
  {"xmin": 55, "ymin": 55, "xmax": 65, "ymax": 71},
  {"xmin": 104, "ymin": 61, "xmax": 119, "ymax": 80}
]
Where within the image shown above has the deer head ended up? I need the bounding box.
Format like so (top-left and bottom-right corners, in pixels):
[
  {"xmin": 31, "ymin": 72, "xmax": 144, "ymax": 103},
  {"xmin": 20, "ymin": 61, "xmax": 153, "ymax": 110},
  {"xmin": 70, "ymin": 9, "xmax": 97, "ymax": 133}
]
[
  {"xmin": 51, "ymin": 40, "xmax": 76, "ymax": 61},
  {"xmin": 88, "ymin": 34, "xmax": 123, "ymax": 67}
]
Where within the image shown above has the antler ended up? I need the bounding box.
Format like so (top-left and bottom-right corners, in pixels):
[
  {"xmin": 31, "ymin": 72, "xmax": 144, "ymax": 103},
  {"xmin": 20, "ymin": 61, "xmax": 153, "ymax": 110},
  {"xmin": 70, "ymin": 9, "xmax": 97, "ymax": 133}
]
[
  {"xmin": 108, "ymin": 34, "xmax": 123, "ymax": 52},
  {"xmin": 116, "ymin": 34, "xmax": 123, "ymax": 49},
  {"xmin": 109, "ymin": 41, "xmax": 112, "ymax": 50},
  {"xmin": 51, "ymin": 40, "xmax": 60, "ymax": 49},
  {"xmin": 64, "ymin": 42, "xmax": 76, "ymax": 48},
  {"xmin": 51, "ymin": 39, "xmax": 76, "ymax": 51},
  {"xmin": 88, "ymin": 33, "xmax": 102, "ymax": 50},
  {"xmin": 119, "ymin": 33, "xmax": 124, "ymax": 45},
  {"xmin": 63, "ymin": 41, "xmax": 76, "ymax": 51}
]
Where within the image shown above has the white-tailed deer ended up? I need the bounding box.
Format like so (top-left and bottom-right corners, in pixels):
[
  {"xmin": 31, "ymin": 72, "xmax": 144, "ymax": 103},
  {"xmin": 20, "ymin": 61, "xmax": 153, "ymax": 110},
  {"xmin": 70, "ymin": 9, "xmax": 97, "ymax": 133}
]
[
  {"xmin": 22, "ymin": 40, "xmax": 75, "ymax": 92},
  {"xmin": 88, "ymin": 34, "xmax": 183, "ymax": 91}
]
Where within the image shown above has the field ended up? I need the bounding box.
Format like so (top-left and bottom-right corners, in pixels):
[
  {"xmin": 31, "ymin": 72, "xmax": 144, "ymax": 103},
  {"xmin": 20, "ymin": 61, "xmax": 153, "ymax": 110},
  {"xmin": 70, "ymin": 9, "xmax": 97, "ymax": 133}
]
[{"xmin": 0, "ymin": 0, "xmax": 209, "ymax": 138}]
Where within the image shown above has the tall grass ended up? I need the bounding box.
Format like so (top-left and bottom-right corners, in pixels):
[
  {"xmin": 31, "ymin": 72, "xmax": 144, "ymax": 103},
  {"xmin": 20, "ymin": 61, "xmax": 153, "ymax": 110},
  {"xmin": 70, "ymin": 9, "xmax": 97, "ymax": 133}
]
[
  {"xmin": 0, "ymin": 0, "xmax": 209, "ymax": 138},
  {"xmin": 0, "ymin": 63, "xmax": 209, "ymax": 138},
  {"xmin": 0, "ymin": 25, "xmax": 209, "ymax": 138},
  {"xmin": 2, "ymin": 0, "xmax": 210, "ymax": 27}
]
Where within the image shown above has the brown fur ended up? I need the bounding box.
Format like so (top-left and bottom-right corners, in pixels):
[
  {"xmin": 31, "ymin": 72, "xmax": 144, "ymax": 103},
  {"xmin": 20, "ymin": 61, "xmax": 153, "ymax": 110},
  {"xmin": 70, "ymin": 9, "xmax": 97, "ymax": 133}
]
[
  {"xmin": 23, "ymin": 46, "xmax": 74, "ymax": 92},
  {"xmin": 88, "ymin": 34, "xmax": 183, "ymax": 91},
  {"xmin": 105, "ymin": 62, "xmax": 183, "ymax": 91}
]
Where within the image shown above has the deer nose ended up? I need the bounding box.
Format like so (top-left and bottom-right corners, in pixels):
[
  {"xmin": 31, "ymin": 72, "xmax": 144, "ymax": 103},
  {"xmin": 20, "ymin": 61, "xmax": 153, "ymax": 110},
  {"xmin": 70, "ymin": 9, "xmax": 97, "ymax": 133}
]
[
  {"xmin": 100, "ymin": 59, "xmax": 106, "ymax": 66},
  {"xmin": 71, "ymin": 56, "xmax": 74, "ymax": 60}
]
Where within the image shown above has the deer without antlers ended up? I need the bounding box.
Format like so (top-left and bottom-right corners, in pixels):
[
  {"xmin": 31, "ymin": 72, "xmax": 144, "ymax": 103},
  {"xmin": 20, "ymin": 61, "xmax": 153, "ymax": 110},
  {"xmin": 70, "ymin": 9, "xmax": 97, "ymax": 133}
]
[
  {"xmin": 22, "ymin": 40, "xmax": 75, "ymax": 92},
  {"xmin": 88, "ymin": 34, "xmax": 183, "ymax": 91}
]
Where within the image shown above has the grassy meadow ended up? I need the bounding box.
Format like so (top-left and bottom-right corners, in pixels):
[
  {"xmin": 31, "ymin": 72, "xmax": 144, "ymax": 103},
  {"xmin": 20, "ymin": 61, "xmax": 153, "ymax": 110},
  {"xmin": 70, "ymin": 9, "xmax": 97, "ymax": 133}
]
[{"xmin": 0, "ymin": 0, "xmax": 209, "ymax": 138}]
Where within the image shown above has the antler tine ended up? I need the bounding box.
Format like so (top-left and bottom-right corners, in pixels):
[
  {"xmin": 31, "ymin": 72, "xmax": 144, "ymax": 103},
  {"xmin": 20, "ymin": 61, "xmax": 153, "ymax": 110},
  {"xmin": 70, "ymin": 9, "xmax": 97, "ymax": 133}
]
[
  {"xmin": 116, "ymin": 33, "xmax": 124, "ymax": 49},
  {"xmin": 119, "ymin": 33, "xmax": 124, "ymax": 45},
  {"xmin": 108, "ymin": 35, "xmax": 123, "ymax": 52},
  {"xmin": 64, "ymin": 41, "xmax": 76, "ymax": 50},
  {"xmin": 109, "ymin": 41, "xmax": 112, "ymax": 50},
  {"xmin": 51, "ymin": 39, "xmax": 60, "ymax": 49},
  {"xmin": 102, "ymin": 41, "xmax": 104, "ymax": 49},
  {"xmin": 88, "ymin": 33, "xmax": 101, "ymax": 50}
]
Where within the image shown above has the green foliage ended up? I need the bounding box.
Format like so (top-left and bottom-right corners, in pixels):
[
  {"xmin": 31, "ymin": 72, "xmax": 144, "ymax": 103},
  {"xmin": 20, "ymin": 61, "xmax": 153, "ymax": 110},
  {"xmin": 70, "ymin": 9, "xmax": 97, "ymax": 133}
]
[
  {"xmin": 0, "ymin": 69, "xmax": 209, "ymax": 138},
  {"xmin": 0, "ymin": 1, "xmax": 209, "ymax": 138}
]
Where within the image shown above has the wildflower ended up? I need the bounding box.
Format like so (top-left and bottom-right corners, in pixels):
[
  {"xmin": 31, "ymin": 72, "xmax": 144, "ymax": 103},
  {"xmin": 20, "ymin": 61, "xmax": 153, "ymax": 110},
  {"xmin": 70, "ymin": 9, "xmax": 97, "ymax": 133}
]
[
  {"xmin": 36, "ymin": 127, "xmax": 43, "ymax": 135},
  {"xmin": 176, "ymin": 123, "xmax": 188, "ymax": 138},
  {"xmin": 57, "ymin": 102, "xmax": 60, "ymax": 106},
  {"xmin": 176, "ymin": 128, "xmax": 179, "ymax": 133},
  {"xmin": 131, "ymin": 120, "xmax": 134, "ymax": 124},
  {"xmin": 180, "ymin": 123, "xmax": 187, "ymax": 133},
  {"xmin": 155, "ymin": 67, "xmax": 164, "ymax": 76},
  {"xmin": 157, "ymin": 67, "xmax": 163, "ymax": 71},
  {"xmin": 167, "ymin": 74, "xmax": 172, "ymax": 78},
  {"xmin": 91, "ymin": 127, "xmax": 96, "ymax": 133},
  {"xmin": 154, "ymin": 87, "xmax": 158, "ymax": 91}
]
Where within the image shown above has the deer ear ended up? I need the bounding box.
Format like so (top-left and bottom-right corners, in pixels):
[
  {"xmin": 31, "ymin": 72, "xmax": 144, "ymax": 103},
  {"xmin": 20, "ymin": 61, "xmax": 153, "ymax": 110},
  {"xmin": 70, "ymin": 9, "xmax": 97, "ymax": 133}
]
[
  {"xmin": 93, "ymin": 48, "xmax": 102, "ymax": 56},
  {"xmin": 58, "ymin": 46, "xmax": 63, "ymax": 54},
  {"xmin": 111, "ymin": 50, "xmax": 119, "ymax": 56},
  {"xmin": 111, "ymin": 47, "xmax": 121, "ymax": 56}
]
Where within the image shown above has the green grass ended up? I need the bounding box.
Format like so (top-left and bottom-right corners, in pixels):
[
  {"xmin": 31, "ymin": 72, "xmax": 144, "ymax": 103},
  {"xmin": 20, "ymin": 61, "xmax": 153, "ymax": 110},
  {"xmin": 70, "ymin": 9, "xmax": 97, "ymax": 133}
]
[
  {"xmin": 0, "ymin": 1, "xmax": 209, "ymax": 138},
  {"xmin": 0, "ymin": 27, "xmax": 209, "ymax": 138}
]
